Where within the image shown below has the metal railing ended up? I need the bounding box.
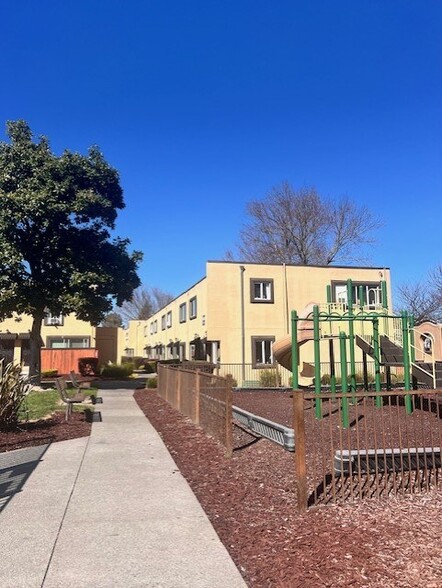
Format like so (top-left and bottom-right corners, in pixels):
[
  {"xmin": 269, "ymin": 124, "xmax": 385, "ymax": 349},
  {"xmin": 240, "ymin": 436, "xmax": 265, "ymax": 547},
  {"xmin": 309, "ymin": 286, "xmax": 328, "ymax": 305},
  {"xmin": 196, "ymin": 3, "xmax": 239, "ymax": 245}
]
[
  {"xmin": 410, "ymin": 330, "xmax": 436, "ymax": 388},
  {"xmin": 294, "ymin": 388, "xmax": 442, "ymax": 511},
  {"xmin": 216, "ymin": 363, "xmax": 292, "ymax": 388},
  {"xmin": 232, "ymin": 405, "xmax": 295, "ymax": 451}
]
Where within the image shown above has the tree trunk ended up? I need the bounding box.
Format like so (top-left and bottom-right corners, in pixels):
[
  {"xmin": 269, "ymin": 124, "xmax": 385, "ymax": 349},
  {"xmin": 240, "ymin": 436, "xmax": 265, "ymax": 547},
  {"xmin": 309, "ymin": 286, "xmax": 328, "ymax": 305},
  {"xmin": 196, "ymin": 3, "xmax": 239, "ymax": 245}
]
[{"xmin": 29, "ymin": 312, "xmax": 44, "ymax": 383}]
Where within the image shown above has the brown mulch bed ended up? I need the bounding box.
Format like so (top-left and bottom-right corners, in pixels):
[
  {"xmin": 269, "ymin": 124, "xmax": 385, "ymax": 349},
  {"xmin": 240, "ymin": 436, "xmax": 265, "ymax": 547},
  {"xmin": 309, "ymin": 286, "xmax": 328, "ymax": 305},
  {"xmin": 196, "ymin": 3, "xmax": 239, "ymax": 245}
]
[
  {"xmin": 0, "ymin": 411, "xmax": 92, "ymax": 453},
  {"xmin": 134, "ymin": 389, "xmax": 442, "ymax": 588}
]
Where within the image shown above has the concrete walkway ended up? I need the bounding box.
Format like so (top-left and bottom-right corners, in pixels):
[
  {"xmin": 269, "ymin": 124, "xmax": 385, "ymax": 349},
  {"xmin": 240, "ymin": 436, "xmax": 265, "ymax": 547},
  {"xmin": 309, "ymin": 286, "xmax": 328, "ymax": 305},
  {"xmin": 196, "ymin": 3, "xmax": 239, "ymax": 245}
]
[{"xmin": 0, "ymin": 390, "xmax": 246, "ymax": 588}]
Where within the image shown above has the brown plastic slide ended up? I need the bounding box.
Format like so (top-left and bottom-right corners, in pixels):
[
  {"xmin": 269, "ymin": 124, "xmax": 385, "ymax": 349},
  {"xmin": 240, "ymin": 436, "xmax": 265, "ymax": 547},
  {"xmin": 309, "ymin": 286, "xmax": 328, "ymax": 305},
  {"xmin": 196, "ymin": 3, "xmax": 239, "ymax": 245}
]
[{"xmin": 273, "ymin": 303, "xmax": 318, "ymax": 382}]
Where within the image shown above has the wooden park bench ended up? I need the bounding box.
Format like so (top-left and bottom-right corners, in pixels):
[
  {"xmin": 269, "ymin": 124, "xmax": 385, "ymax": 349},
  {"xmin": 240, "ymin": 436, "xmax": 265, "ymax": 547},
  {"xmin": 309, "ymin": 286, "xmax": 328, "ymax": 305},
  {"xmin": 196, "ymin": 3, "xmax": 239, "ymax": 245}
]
[
  {"xmin": 69, "ymin": 370, "xmax": 92, "ymax": 390},
  {"xmin": 69, "ymin": 370, "xmax": 102, "ymax": 404},
  {"xmin": 55, "ymin": 377, "xmax": 86, "ymax": 421}
]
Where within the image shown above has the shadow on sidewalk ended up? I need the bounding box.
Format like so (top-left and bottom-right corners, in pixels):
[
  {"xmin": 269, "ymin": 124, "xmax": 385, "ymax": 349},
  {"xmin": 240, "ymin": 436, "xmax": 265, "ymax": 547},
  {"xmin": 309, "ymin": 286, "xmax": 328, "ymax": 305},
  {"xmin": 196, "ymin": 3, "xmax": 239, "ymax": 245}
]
[{"xmin": 0, "ymin": 444, "xmax": 50, "ymax": 513}]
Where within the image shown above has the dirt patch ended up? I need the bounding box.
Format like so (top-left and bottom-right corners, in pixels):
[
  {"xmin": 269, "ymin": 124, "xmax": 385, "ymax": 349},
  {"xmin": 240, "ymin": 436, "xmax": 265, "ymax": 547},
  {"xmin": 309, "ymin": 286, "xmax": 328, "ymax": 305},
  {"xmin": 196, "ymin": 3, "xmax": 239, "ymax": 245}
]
[
  {"xmin": 134, "ymin": 389, "xmax": 442, "ymax": 588},
  {"xmin": 0, "ymin": 411, "xmax": 92, "ymax": 453}
]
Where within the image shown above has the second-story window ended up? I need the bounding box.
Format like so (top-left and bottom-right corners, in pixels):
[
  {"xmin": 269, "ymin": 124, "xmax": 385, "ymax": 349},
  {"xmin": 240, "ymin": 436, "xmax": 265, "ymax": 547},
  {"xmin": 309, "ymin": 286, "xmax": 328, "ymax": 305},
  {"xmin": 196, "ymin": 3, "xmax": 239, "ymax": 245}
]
[
  {"xmin": 161, "ymin": 315, "xmax": 166, "ymax": 330},
  {"xmin": 44, "ymin": 312, "xmax": 64, "ymax": 326},
  {"xmin": 179, "ymin": 303, "xmax": 187, "ymax": 323},
  {"xmin": 250, "ymin": 279, "xmax": 274, "ymax": 303},
  {"xmin": 166, "ymin": 311, "xmax": 172, "ymax": 328},
  {"xmin": 189, "ymin": 296, "xmax": 197, "ymax": 319}
]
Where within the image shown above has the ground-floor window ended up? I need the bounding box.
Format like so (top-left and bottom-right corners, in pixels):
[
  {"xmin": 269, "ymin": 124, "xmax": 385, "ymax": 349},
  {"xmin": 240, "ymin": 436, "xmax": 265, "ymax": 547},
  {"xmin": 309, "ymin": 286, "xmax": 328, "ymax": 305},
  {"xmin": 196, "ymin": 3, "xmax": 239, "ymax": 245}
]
[
  {"xmin": 251, "ymin": 336, "xmax": 275, "ymax": 367},
  {"xmin": 47, "ymin": 337, "xmax": 91, "ymax": 349}
]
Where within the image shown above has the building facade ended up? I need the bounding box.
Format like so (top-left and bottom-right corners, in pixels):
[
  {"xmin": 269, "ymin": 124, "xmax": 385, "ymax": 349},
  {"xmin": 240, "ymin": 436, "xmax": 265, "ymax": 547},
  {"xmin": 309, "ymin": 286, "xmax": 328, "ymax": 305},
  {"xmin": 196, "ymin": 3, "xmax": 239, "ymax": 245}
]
[
  {"xmin": 0, "ymin": 312, "xmax": 118, "ymax": 373},
  {"xmin": 122, "ymin": 261, "xmax": 392, "ymax": 371}
]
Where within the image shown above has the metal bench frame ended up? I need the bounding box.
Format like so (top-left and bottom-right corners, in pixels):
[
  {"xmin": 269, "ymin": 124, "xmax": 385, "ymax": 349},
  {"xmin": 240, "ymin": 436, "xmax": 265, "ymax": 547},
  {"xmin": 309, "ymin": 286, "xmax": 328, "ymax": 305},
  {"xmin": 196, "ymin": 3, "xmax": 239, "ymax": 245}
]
[{"xmin": 55, "ymin": 377, "xmax": 86, "ymax": 421}]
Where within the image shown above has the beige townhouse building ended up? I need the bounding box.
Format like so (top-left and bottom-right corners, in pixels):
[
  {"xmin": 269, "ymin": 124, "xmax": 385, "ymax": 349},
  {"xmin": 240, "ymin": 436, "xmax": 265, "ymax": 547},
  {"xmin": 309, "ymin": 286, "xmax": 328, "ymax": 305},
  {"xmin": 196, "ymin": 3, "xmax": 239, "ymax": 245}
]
[
  {"xmin": 0, "ymin": 312, "xmax": 118, "ymax": 373},
  {"xmin": 121, "ymin": 261, "xmax": 392, "ymax": 383}
]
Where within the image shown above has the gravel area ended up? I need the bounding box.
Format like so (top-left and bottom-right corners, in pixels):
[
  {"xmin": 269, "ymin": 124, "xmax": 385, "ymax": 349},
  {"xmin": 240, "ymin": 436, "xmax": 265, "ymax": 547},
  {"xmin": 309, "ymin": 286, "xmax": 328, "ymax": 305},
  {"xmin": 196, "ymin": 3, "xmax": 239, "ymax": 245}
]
[{"xmin": 135, "ymin": 389, "xmax": 442, "ymax": 588}]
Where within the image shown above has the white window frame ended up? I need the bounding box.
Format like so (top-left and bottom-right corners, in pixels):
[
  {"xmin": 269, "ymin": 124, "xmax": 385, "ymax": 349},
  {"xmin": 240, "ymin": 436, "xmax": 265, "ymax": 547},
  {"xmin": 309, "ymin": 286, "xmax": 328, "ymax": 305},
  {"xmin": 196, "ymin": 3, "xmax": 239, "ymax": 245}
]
[
  {"xmin": 179, "ymin": 303, "xmax": 187, "ymax": 323},
  {"xmin": 252, "ymin": 336, "xmax": 275, "ymax": 367},
  {"xmin": 47, "ymin": 336, "xmax": 90, "ymax": 349},
  {"xmin": 250, "ymin": 279, "xmax": 274, "ymax": 303},
  {"xmin": 166, "ymin": 311, "xmax": 172, "ymax": 328},
  {"xmin": 44, "ymin": 312, "xmax": 64, "ymax": 326},
  {"xmin": 189, "ymin": 296, "xmax": 197, "ymax": 320}
]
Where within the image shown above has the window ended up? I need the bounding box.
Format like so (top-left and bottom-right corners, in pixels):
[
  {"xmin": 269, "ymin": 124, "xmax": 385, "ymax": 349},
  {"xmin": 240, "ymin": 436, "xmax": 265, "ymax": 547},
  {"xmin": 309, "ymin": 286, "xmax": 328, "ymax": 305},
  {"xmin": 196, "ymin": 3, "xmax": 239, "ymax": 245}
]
[
  {"xmin": 44, "ymin": 312, "xmax": 64, "ymax": 326},
  {"xmin": 161, "ymin": 315, "xmax": 166, "ymax": 330},
  {"xmin": 153, "ymin": 320, "xmax": 158, "ymax": 334},
  {"xmin": 332, "ymin": 281, "xmax": 382, "ymax": 309},
  {"xmin": 251, "ymin": 336, "xmax": 275, "ymax": 367},
  {"xmin": 179, "ymin": 303, "xmax": 187, "ymax": 323},
  {"xmin": 250, "ymin": 279, "xmax": 274, "ymax": 303},
  {"xmin": 47, "ymin": 336, "xmax": 90, "ymax": 349},
  {"xmin": 143, "ymin": 326, "xmax": 148, "ymax": 337},
  {"xmin": 166, "ymin": 311, "xmax": 172, "ymax": 328},
  {"xmin": 189, "ymin": 296, "xmax": 197, "ymax": 319}
]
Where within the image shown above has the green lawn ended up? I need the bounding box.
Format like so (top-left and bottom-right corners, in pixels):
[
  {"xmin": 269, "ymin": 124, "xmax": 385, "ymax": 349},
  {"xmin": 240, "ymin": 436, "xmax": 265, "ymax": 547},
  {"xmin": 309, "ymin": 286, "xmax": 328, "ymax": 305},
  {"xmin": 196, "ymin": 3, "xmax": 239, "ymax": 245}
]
[{"xmin": 19, "ymin": 388, "xmax": 95, "ymax": 421}]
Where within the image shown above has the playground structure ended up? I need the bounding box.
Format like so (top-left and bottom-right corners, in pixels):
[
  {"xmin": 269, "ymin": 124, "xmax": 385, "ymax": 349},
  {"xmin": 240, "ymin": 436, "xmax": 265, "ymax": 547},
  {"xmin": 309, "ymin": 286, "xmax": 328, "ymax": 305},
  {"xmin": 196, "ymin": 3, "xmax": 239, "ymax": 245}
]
[{"xmin": 273, "ymin": 278, "xmax": 442, "ymax": 423}]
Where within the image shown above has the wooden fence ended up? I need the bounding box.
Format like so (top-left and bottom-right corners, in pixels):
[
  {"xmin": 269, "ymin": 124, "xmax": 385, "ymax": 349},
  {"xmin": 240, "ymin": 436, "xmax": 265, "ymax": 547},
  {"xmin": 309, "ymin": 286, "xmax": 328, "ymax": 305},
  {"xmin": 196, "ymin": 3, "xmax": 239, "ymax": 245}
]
[
  {"xmin": 157, "ymin": 364, "xmax": 233, "ymax": 456},
  {"xmin": 41, "ymin": 348, "xmax": 98, "ymax": 374},
  {"xmin": 294, "ymin": 388, "xmax": 442, "ymax": 511}
]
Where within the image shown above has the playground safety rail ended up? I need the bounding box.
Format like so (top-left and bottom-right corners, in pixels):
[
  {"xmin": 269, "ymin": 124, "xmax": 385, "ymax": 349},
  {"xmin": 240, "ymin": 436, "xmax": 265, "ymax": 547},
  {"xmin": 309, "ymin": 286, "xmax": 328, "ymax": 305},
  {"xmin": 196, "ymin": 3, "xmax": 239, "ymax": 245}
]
[{"xmin": 232, "ymin": 405, "xmax": 295, "ymax": 452}]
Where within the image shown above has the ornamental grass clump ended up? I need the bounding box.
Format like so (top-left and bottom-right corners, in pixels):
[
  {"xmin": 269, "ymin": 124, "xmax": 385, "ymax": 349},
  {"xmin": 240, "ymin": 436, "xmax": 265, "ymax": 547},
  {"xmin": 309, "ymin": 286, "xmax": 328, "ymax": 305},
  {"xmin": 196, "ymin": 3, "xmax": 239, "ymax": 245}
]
[{"xmin": 0, "ymin": 360, "xmax": 33, "ymax": 431}]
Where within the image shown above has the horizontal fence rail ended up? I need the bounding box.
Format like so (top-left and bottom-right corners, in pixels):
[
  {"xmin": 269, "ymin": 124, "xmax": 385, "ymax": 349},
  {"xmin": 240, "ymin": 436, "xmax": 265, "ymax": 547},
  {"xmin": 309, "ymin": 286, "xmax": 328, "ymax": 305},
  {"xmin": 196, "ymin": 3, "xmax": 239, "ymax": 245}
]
[
  {"xmin": 157, "ymin": 364, "xmax": 233, "ymax": 456},
  {"xmin": 232, "ymin": 406, "xmax": 295, "ymax": 452},
  {"xmin": 294, "ymin": 388, "xmax": 442, "ymax": 511}
]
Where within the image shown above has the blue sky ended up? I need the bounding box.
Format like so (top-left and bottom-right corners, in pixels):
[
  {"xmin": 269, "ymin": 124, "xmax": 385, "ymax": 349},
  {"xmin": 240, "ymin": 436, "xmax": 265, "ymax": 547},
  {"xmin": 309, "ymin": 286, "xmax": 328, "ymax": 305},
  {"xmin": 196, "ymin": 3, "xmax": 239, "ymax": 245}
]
[{"xmin": 2, "ymin": 1, "xmax": 441, "ymax": 303}]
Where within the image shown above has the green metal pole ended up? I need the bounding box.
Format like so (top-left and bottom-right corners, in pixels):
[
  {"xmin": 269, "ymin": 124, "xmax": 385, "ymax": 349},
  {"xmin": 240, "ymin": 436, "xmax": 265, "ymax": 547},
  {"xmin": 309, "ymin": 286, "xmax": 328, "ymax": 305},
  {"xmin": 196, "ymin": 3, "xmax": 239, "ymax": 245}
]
[
  {"xmin": 402, "ymin": 311, "xmax": 413, "ymax": 414},
  {"xmin": 329, "ymin": 338, "xmax": 336, "ymax": 395},
  {"xmin": 291, "ymin": 310, "xmax": 299, "ymax": 390},
  {"xmin": 409, "ymin": 314, "xmax": 417, "ymax": 390},
  {"xmin": 339, "ymin": 332, "xmax": 349, "ymax": 429},
  {"xmin": 313, "ymin": 305, "xmax": 322, "ymax": 419},
  {"xmin": 358, "ymin": 285, "xmax": 365, "ymax": 310},
  {"xmin": 347, "ymin": 279, "xmax": 356, "ymax": 398},
  {"xmin": 381, "ymin": 280, "xmax": 388, "ymax": 310},
  {"xmin": 409, "ymin": 314, "xmax": 415, "ymax": 364},
  {"xmin": 326, "ymin": 284, "xmax": 332, "ymax": 304},
  {"xmin": 372, "ymin": 317, "xmax": 382, "ymax": 407}
]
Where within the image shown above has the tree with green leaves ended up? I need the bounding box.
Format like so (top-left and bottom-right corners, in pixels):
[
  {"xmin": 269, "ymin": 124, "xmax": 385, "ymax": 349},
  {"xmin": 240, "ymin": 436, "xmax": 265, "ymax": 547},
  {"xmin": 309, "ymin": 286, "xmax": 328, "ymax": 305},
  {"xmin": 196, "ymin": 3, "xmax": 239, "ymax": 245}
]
[{"xmin": 0, "ymin": 120, "xmax": 142, "ymax": 380}]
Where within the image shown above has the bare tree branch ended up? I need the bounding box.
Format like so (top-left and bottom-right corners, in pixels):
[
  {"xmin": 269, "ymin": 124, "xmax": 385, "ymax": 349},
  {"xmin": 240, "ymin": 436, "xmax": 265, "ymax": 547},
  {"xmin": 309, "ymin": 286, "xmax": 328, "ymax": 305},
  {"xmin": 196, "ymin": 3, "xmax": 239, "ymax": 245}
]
[
  {"xmin": 396, "ymin": 280, "xmax": 442, "ymax": 325},
  {"xmin": 116, "ymin": 286, "xmax": 174, "ymax": 323},
  {"xmin": 228, "ymin": 183, "xmax": 381, "ymax": 265}
]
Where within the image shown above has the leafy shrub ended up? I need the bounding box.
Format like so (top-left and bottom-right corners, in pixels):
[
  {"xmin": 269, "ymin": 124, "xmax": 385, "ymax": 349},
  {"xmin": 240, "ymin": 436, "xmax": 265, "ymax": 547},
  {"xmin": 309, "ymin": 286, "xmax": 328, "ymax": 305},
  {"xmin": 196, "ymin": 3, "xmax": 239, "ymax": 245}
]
[
  {"xmin": 78, "ymin": 357, "xmax": 99, "ymax": 376},
  {"xmin": 225, "ymin": 374, "xmax": 238, "ymax": 387},
  {"xmin": 101, "ymin": 363, "xmax": 134, "ymax": 378},
  {"xmin": 144, "ymin": 361, "xmax": 156, "ymax": 374},
  {"xmin": 259, "ymin": 369, "xmax": 281, "ymax": 387},
  {"xmin": 122, "ymin": 356, "xmax": 145, "ymax": 369},
  {"xmin": 146, "ymin": 377, "xmax": 158, "ymax": 388},
  {"xmin": 0, "ymin": 361, "xmax": 33, "ymax": 431},
  {"xmin": 41, "ymin": 369, "xmax": 58, "ymax": 378}
]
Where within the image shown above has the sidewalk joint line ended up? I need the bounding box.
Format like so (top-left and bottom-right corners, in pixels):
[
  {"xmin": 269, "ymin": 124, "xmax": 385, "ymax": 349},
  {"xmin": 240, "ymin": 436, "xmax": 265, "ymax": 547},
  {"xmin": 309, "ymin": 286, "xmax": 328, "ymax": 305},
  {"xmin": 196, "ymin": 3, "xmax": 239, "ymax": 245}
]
[{"xmin": 40, "ymin": 433, "xmax": 91, "ymax": 587}]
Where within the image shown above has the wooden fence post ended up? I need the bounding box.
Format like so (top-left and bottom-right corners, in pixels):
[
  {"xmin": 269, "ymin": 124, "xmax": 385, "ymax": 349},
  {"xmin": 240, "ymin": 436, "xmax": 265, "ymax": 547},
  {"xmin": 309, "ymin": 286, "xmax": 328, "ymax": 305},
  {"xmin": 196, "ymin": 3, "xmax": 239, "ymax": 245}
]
[
  {"xmin": 293, "ymin": 389, "xmax": 307, "ymax": 512},
  {"xmin": 176, "ymin": 368, "xmax": 181, "ymax": 411},
  {"xmin": 195, "ymin": 369, "xmax": 200, "ymax": 425},
  {"xmin": 224, "ymin": 375, "xmax": 233, "ymax": 458}
]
